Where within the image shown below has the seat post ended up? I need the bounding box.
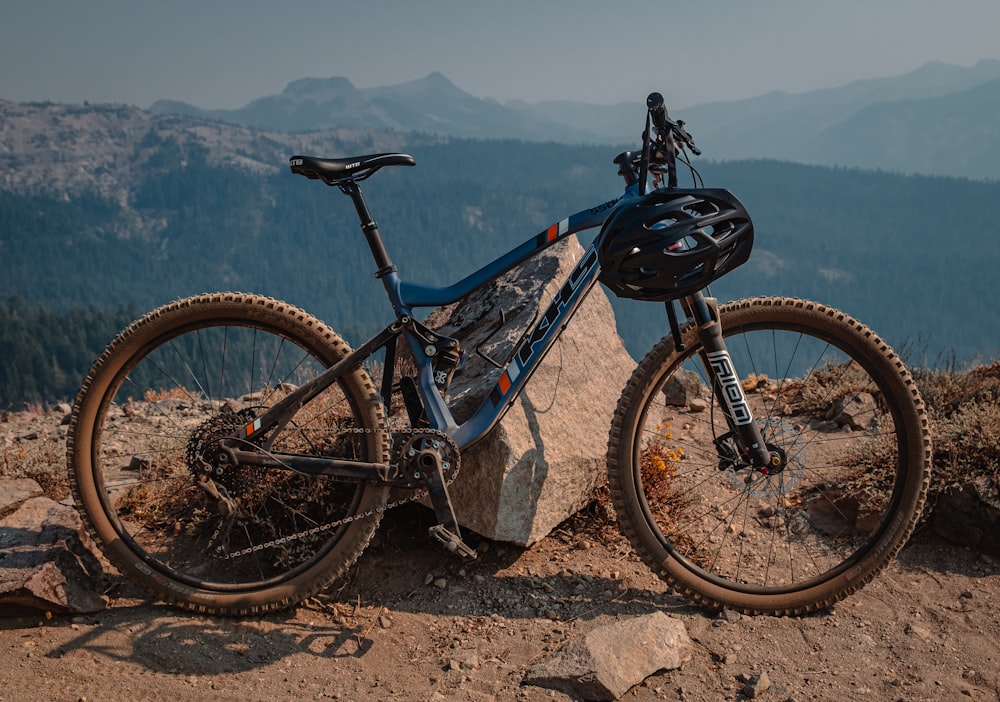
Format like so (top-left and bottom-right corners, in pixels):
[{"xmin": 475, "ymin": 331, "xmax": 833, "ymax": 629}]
[{"xmin": 340, "ymin": 181, "xmax": 396, "ymax": 278}]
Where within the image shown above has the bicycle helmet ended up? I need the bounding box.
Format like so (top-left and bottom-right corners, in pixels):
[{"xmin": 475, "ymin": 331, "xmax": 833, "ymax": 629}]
[{"xmin": 596, "ymin": 188, "xmax": 754, "ymax": 301}]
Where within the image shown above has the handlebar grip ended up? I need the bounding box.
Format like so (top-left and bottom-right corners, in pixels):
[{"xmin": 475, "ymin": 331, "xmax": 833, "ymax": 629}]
[{"xmin": 646, "ymin": 92, "xmax": 670, "ymax": 131}]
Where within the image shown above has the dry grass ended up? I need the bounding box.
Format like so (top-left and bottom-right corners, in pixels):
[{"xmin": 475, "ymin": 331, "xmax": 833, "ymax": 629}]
[
  {"xmin": 839, "ymin": 360, "xmax": 1000, "ymax": 508},
  {"xmin": 1, "ymin": 418, "xmax": 70, "ymax": 501}
]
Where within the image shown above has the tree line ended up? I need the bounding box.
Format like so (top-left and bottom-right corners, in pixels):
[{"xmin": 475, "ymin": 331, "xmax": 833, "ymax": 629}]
[{"xmin": 0, "ymin": 297, "xmax": 139, "ymax": 407}]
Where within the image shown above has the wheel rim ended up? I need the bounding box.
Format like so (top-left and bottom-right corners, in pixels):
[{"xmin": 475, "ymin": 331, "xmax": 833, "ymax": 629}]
[
  {"xmin": 632, "ymin": 317, "xmax": 910, "ymax": 596},
  {"xmin": 88, "ymin": 318, "xmax": 374, "ymax": 591}
]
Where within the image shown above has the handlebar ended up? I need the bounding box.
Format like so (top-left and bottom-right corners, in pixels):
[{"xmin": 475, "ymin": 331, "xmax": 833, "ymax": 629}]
[
  {"xmin": 615, "ymin": 92, "xmax": 702, "ymax": 192},
  {"xmin": 646, "ymin": 92, "xmax": 701, "ymax": 156}
]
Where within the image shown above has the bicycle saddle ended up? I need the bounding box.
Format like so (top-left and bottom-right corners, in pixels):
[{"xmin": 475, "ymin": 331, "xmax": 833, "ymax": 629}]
[{"xmin": 289, "ymin": 152, "xmax": 415, "ymax": 182}]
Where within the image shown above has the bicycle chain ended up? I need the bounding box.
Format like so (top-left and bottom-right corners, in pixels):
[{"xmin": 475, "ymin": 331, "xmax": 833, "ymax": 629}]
[{"xmin": 215, "ymin": 427, "xmax": 459, "ymax": 560}]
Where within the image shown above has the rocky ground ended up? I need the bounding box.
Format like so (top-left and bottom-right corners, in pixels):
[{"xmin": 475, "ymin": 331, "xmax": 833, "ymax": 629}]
[{"xmin": 2, "ymin": 407, "xmax": 999, "ymax": 702}]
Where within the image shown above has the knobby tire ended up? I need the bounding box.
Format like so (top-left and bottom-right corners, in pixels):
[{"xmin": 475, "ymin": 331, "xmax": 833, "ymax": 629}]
[
  {"xmin": 607, "ymin": 297, "xmax": 931, "ymax": 615},
  {"xmin": 67, "ymin": 293, "xmax": 389, "ymax": 615}
]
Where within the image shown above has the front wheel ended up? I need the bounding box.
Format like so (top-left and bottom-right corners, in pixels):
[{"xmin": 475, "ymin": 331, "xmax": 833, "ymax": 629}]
[
  {"xmin": 67, "ymin": 293, "xmax": 390, "ymax": 615},
  {"xmin": 607, "ymin": 297, "xmax": 931, "ymax": 615}
]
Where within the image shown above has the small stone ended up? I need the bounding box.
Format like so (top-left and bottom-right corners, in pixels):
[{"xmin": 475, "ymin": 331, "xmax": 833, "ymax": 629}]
[
  {"xmin": 378, "ymin": 615, "xmax": 391, "ymax": 629},
  {"xmin": 424, "ymin": 573, "xmax": 435, "ymax": 586},
  {"xmin": 719, "ymin": 609, "xmax": 742, "ymax": 624},
  {"xmin": 433, "ymin": 578, "xmax": 448, "ymax": 590},
  {"xmin": 905, "ymin": 623, "xmax": 932, "ymax": 642},
  {"xmin": 460, "ymin": 655, "xmax": 480, "ymax": 670},
  {"xmin": 743, "ymin": 670, "xmax": 771, "ymax": 698},
  {"xmin": 688, "ymin": 398, "xmax": 708, "ymax": 413}
]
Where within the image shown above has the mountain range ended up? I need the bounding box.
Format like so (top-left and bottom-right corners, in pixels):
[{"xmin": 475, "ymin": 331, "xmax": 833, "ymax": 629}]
[{"xmin": 150, "ymin": 60, "xmax": 1000, "ymax": 180}]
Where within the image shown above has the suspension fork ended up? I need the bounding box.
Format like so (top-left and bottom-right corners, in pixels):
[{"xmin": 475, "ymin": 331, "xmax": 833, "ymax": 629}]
[{"xmin": 686, "ymin": 294, "xmax": 778, "ymax": 471}]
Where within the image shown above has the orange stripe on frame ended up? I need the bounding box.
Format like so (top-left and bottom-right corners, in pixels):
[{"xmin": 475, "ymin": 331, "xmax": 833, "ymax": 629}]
[
  {"xmin": 498, "ymin": 372, "xmax": 512, "ymax": 395},
  {"xmin": 546, "ymin": 224, "xmax": 558, "ymax": 242}
]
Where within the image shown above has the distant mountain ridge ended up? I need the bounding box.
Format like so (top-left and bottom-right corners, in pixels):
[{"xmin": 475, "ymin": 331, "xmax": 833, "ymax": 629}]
[
  {"xmin": 150, "ymin": 60, "xmax": 1000, "ymax": 179},
  {"xmin": 152, "ymin": 72, "xmax": 604, "ymax": 142}
]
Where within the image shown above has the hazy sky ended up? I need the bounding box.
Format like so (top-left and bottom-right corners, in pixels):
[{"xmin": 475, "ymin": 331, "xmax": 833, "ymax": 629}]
[{"xmin": 2, "ymin": 0, "xmax": 998, "ymax": 109}]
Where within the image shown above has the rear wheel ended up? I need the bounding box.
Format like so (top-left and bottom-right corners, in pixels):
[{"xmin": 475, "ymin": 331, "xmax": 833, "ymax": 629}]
[
  {"xmin": 67, "ymin": 293, "xmax": 389, "ymax": 615},
  {"xmin": 607, "ymin": 297, "xmax": 931, "ymax": 614}
]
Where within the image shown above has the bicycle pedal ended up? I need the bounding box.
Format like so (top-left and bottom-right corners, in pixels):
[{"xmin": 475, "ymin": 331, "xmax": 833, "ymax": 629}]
[{"xmin": 429, "ymin": 525, "xmax": 478, "ymax": 559}]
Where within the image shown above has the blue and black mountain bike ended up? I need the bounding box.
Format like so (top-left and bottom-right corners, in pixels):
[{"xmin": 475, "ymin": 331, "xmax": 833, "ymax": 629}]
[{"xmin": 67, "ymin": 93, "xmax": 931, "ymax": 616}]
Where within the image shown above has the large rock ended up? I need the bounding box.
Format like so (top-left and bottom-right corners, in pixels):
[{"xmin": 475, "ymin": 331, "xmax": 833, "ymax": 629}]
[
  {"xmin": 0, "ymin": 479, "xmax": 107, "ymax": 614},
  {"xmin": 932, "ymin": 478, "xmax": 1000, "ymax": 557},
  {"xmin": 524, "ymin": 611, "xmax": 692, "ymax": 700},
  {"xmin": 427, "ymin": 236, "xmax": 636, "ymax": 545}
]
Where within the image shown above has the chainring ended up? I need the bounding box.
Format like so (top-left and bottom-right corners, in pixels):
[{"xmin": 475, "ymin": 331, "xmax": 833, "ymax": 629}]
[{"xmin": 390, "ymin": 429, "xmax": 460, "ymax": 488}]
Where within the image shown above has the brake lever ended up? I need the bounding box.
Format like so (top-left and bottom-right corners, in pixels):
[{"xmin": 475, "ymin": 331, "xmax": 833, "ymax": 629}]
[{"xmin": 674, "ymin": 120, "xmax": 702, "ymax": 156}]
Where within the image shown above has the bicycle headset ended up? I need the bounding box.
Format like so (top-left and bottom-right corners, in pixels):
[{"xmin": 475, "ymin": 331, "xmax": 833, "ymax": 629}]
[{"xmin": 596, "ymin": 188, "xmax": 754, "ymax": 301}]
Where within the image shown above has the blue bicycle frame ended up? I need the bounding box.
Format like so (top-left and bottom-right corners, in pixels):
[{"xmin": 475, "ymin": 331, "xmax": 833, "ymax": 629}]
[
  {"xmin": 235, "ymin": 142, "xmax": 777, "ymax": 498},
  {"xmin": 232, "ymin": 181, "xmax": 634, "ymax": 479}
]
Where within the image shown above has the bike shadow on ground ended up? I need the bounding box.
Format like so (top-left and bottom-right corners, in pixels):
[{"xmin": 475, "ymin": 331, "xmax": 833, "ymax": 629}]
[
  {"xmin": 5, "ymin": 507, "xmax": 989, "ymax": 679},
  {"xmin": 15, "ymin": 505, "xmax": 990, "ymax": 678},
  {"xmin": 4, "ymin": 592, "xmax": 419, "ymax": 676},
  {"xmin": 0, "ymin": 502, "xmax": 715, "ymax": 677}
]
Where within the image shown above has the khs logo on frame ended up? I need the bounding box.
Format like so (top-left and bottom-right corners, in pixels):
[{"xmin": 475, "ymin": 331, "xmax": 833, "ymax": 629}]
[
  {"xmin": 514, "ymin": 249, "xmax": 599, "ymax": 368},
  {"xmin": 487, "ymin": 248, "xmax": 599, "ymax": 407}
]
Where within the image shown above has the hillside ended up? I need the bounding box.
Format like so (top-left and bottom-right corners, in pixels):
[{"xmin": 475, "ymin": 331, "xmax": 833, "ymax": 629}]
[{"xmin": 1, "ymin": 100, "xmax": 999, "ymax": 406}]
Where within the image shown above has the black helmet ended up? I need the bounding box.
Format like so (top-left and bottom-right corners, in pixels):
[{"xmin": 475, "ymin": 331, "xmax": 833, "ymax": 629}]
[{"xmin": 596, "ymin": 188, "xmax": 754, "ymax": 301}]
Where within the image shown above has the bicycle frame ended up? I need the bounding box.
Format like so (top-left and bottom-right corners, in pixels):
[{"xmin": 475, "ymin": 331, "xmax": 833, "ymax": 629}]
[
  {"xmin": 229, "ymin": 187, "xmax": 627, "ymax": 477},
  {"xmin": 232, "ymin": 174, "xmax": 772, "ymax": 479}
]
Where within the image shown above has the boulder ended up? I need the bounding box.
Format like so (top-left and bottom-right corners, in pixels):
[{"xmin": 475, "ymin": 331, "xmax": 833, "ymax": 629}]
[
  {"xmin": 0, "ymin": 480, "xmax": 107, "ymax": 614},
  {"xmin": 524, "ymin": 611, "xmax": 692, "ymax": 700},
  {"xmin": 0, "ymin": 478, "xmax": 45, "ymax": 516},
  {"xmin": 932, "ymin": 478, "xmax": 1000, "ymax": 557},
  {"xmin": 426, "ymin": 236, "xmax": 636, "ymax": 545},
  {"xmin": 662, "ymin": 368, "xmax": 702, "ymax": 407},
  {"xmin": 826, "ymin": 391, "xmax": 877, "ymax": 430}
]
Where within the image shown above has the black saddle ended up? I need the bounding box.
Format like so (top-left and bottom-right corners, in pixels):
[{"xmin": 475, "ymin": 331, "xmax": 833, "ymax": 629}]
[{"xmin": 289, "ymin": 152, "xmax": 415, "ymax": 183}]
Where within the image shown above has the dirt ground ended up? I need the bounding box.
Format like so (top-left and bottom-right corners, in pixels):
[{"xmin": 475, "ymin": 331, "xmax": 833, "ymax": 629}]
[
  {"xmin": 1, "ymin": 498, "xmax": 998, "ymax": 702},
  {"xmin": 2, "ymin": 397, "xmax": 999, "ymax": 702}
]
